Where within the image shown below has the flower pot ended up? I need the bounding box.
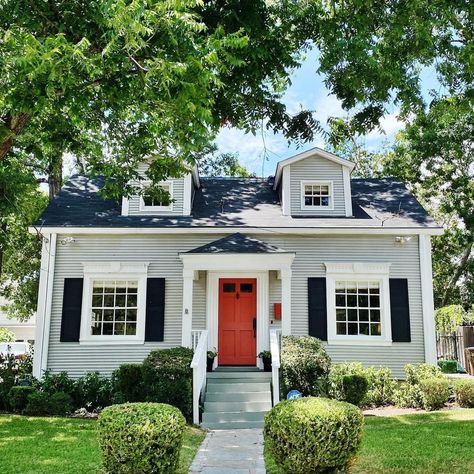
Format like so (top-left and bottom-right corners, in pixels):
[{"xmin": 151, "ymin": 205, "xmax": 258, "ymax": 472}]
[
  {"xmin": 262, "ymin": 357, "xmax": 272, "ymax": 372},
  {"xmin": 207, "ymin": 357, "xmax": 214, "ymax": 372}
]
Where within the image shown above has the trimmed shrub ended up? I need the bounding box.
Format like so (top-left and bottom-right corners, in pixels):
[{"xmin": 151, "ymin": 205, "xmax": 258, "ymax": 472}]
[
  {"xmin": 419, "ymin": 377, "xmax": 450, "ymax": 411},
  {"xmin": 328, "ymin": 362, "xmax": 395, "ymax": 407},
  {"xmin": 142, "ymin": 347, "xmax": 193, "ymax": 421},
  {"xmin": 97, "ymin": 402, "xmax": 186, "ymax": 474},
  {"xmin": 24, "ymin": 390, "xmax": 72, "ymax": 416},
  {"xmin": 39, "ymin": 371, "xmax": 76, "ymax": 400},
  {"xmin": 264, "ymin": 397, "xmax": 364, "ymax": 474},
  {"xmin": 394, "ymin": 364, "xmax": 446, "ymax": 408},
  {"xmin": 8, "ymin": 386, "xmax": 36, "ymax": 412},
  {"xmin": 0, "ymin": 352, "xmax": 33, "ymax": 409},
  {"xmin": 280, "ymin": 336, "xmax": 331, "ymax": 397},
  {"xmin": 438, "ymin": 360, "xmax": 458, "ymax": 374},
  {"xmin": 74, "ymin": 372, "xmax": 113, "ymax": 410},
  {"xmin": 340, "ymin": 374, "xmax": 369, "ymax": 406},
  {"xmin": 454, "ymin": 379, "xmax": 474, "ymax": 408},
  {"xmin": 111, "ymin": 364, "xmax": 145, "ymax": 403}
]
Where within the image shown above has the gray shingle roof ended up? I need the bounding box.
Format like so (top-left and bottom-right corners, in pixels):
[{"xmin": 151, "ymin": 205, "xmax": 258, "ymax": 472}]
[
  {"xmin": 35, "ymin": 175, "xmax": 439, "ymax": 230},
  {"xmin": 185, "ymin": 233, "xmax": 290, "ymax": 254}
]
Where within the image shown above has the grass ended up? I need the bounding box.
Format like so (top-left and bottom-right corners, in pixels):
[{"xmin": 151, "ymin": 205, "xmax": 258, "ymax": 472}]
[
  {"xmin": 0, "ymin": 415, "xmax": 206, "ymax": 474},
  {"xmin": 265, "ymin": 408, "xmax": 474, "ymax": 474}
]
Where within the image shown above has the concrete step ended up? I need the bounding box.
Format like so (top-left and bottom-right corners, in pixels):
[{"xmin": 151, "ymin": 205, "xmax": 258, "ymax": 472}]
[
  {"xmin": 205, "ymin": 391, "xmax": 271, "ymax": 403},
  {"xmin": 214, "ymin": 366, "xmax": 261, "ymax": 372},
  {"xmin": 202, "ymin": 410, "xmax": 266, "ymax": 423},
  {"xmin": 206, "ymin": 382, "xmax": 270, "ymax": 393},
  {"xmin": 202, "ymin": 420, "xmax": 264, "ymax": 430},
  {"xmin": 204, "ymin": 400, "xmax": 272, "ymax": 413},
  {"xmin": 207, "ymin": 371, "xmax": 271, "ymax": 380}
]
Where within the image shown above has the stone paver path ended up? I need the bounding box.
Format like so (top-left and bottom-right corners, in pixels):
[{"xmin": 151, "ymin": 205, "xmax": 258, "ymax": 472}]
[{"xmin": 189, "ymin": 429, "xmax": 265, "ymax": 474}]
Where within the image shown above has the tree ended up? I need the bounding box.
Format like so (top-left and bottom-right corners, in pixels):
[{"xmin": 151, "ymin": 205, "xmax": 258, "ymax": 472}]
[
  {"xmin": 435, "ymin": 305, "xmax": 474, "ymax": 335},
  {"xmin": 199, "ymin": 152, "xmax": 255, "ymax": 177},
  {"xmin": 384, "ymin": 97, "xmax": 474, "ymax": 307},
  {"xmin": 0, "ymin": 327, "xmax": 15, "ymax": 343}
]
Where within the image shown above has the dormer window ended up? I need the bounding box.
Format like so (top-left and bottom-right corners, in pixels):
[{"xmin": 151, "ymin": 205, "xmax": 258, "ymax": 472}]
[
  {"xmin": 139, "ymin": 181, "xmax": 173, "ymax": 212},
  {"xmin": 301, "ymin": 181, "xmax": 333, "ymax": 210}
]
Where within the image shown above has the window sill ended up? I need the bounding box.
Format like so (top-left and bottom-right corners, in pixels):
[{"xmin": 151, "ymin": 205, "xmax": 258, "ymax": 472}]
[
  {"xmin": 79, "ymin": 338, "xmax": 145, "ymax": 345},
  {"xmin": 327, "ymin": 338, "xmax": 392, "ymax": 347}
]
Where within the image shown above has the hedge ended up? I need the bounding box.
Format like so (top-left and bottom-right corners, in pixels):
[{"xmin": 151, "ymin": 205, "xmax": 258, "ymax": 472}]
[
  {"xmin": 97, "ymin": 402, "xmax": 186, "ymax": 474},
  {"xmin": 280, "ymin": 336, "xmax": 331, "ymax": 397},
  {"xmin": 142, "ymin": 347, "xmax": 194, "ymax": 421},
  {"xmin": 454, "ymin": 379, "xmax": 474, "ymax": 408},
  {"xmin": 264, "ymin": 397, "xmax": 364, "ymax": 473}
]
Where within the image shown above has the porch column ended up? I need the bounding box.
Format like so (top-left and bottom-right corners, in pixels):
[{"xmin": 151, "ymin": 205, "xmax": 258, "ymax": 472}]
[
  {"xmin": 181, "ymin": 269, "xmax": 194, "ymax": 347},
  {"xmin": 281, "ymin": 266, "xmax": 292, "ymax": 336}
]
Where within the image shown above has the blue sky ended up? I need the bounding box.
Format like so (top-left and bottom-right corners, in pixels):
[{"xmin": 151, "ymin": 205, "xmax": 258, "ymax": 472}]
[{"xmin": 215, "ymin": 49, "xmax": 442, "ymax": 177}]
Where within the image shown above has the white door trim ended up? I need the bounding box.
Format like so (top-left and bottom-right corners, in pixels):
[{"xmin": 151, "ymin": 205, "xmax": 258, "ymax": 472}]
[{"xmin": 206, "ymin": 271, "xmax": 269, "ymax": 369}]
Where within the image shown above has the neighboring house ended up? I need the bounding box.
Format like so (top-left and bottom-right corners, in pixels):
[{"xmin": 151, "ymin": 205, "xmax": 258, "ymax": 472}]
[
  {"xmin": 0, "ymin": 296, "xmax": 36, "ymax": 343},
  {"xmin": 31, "ymin": 148, "xmax": 442, "ymax": 382}
]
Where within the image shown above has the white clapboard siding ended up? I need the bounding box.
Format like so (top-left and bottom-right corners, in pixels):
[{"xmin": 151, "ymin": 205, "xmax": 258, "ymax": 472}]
[
  {"xmin": 290, "ymin": 156, "xmax": 346, "ymax": 216},
  {"xmin": 48, "ymin": 233, "xmax": 424, "ymax": 378}
]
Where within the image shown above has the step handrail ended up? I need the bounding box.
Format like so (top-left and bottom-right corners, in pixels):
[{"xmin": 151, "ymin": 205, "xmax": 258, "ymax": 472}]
[
  {"xmin": 190, "ymin": 329, "xmax": 208, "ymax": 425},
  {"xmin": 270, "ymin": 329, "xmax": 280, "ymax": 405}
]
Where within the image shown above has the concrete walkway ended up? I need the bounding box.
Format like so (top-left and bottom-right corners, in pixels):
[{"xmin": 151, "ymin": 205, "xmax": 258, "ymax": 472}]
[{"xmin": 189, "ymin": 429, "xmax": 265, "ymax": 474}]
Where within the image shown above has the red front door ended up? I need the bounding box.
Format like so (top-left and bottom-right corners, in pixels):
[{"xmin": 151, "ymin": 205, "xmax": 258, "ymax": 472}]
[{"xmin": 218, "ymin": 278, "xmax": 257, "ymax": 366}]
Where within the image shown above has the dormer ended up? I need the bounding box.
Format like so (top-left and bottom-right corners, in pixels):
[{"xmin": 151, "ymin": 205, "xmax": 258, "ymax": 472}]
[
  {"xmin": 121, "ymin": 162, "xmax": 200, "ymax": 217},
  {"xmin": 273, "ymin": 148, "xmax": 355, "ymax": 217}
]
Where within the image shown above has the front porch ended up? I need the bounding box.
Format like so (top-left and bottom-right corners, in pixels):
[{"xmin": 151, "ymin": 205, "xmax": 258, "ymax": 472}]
[{"xmin": 179, "ymin": 233, "xmax": 295, "ymax": 368}]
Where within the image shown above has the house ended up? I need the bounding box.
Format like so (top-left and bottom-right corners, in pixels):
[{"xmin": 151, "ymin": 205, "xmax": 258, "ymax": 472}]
[
  {"xmin": 0, "ymin": 296, "xmax": 36, "ymax": 343},
  {"xmin": 31, "ymin": 147, "xmax": 442, "ymax": 426}
]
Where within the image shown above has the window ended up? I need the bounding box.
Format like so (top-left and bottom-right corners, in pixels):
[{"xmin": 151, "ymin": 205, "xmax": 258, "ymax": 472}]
[
  {"xmin": 335, "ymin": 281, "xmax": 381, "ymax": 336},
  {"xmin": 325, "ymin": 262, "xmax": 392, "ymax": 345},
  {"xmin": 91, "ymin": 281, "xmax": 138, "ymax": 336},
  {"xmin": 301, "ymin": 181, "xmax": 333, "ymax": 209},
  {"xmin": 80, "ymin": 262, "xmax": 148, "ymax": 344},
  {"xmin": 140, "ymin": 182, "xmax": 173, "ymax": 211}
]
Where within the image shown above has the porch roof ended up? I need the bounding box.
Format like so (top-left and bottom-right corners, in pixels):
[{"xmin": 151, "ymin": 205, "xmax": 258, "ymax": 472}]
[{"xmin": 185, "ymin": 233, "xmax": 289, "ymax": 254}]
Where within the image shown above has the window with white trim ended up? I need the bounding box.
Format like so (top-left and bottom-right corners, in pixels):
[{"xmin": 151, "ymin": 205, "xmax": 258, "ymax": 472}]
[
  {"xmin": 325, "ymin": 262, "xmax": 392, "ymax": 345},
  {"xmin": 140, "ymin": 182, "xmax": 173, "ymax": 211},
  {"xmin": 335, "ymin": 281, "xmax": 381, "ymax": 336},
  {"xmin": 301, "ymin": 181, "xmax": 333, "ymax": 209},
  {"xmin": 91, "ymin": 281, "xmax": 138, "ymax": 336},
  {"xmin": 80, "ymin": 262, "xmax": 148, "ymax": 344}
]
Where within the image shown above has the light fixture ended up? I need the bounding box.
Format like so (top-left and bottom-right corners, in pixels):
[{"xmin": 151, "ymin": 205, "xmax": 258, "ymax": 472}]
[{"xmin": 60, "ymin": 236, "xmax": 76, "ymax": 246}]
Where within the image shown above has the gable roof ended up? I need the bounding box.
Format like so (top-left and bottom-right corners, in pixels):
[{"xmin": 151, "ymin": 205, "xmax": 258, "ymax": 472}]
[
  {"xmin": 185, "ymin": 233, "xmax": 289, "ymax": 254},
  {"xmin": 33, "ymin": 175, "xmax": 441, "ymax": 233},
  {"xmin": 273, "ymin": 147, "xmax": 355, "ymax": 189}
]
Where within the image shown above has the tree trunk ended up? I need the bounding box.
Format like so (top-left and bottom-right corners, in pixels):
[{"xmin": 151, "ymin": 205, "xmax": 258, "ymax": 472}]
[
  {"xmin": 441, "ymin": 241, "xmax": 473, "ymax": 306},
  {"xmin": 0, "ymin": 113, "xmax": 32, "ymax": 161},
  {"xmin": 47, "ymin": 152, "xmax": 63, "ymax": 200}
]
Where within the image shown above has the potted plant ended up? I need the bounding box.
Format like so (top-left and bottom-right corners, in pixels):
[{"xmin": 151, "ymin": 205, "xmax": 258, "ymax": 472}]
[
  {"xmin": 207, "ymin": 349, "xmax": 217, "ymax": 372},
  {"xmin": 258, "ymin": 350, "xmax": 272, "ymax": 372}
]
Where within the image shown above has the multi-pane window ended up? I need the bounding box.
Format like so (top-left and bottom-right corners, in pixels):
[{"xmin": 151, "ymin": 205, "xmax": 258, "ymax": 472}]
[
  {"xmin": 303, "ymin": 183, "xmax": 330, "ymax": 207},
  {"xmin": 142, "ymin": 183, "xmax": 171, "ymax": 208},
  {"xmin": 335, "ymin": 281, "xmax": 382, "ymax": 336},
  {"xmin": 91, "ymin": 281, "xmax": 138, "ymax": 336}
]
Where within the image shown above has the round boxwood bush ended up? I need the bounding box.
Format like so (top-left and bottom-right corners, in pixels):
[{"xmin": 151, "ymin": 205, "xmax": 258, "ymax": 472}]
[
  {"xmin": 454, "ymin": 379, "xmax": 474, "ymax": 408},
  {"xmin": 97, "ymin": 402, "xmax": 186, "ymax": 474},
  {"xmin": 264, "ymin": 397, "xmax": 364, "ymax": 474}
]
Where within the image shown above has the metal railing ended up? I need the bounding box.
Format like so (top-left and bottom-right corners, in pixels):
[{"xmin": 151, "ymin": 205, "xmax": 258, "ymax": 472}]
[
  {"xmin": 270, "ymin": 329, "xmax": 281, "ymax": 406},
  {"xmin": 437, "ymin": 330, "xmax": 465, "ymax": 368},
  {"xmin": 190, "ymin": 330, "xmax": 208, "ymax": 425}
]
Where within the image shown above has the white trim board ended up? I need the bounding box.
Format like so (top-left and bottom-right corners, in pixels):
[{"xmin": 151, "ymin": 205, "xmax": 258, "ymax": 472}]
[{"xmin": 30, "ymin": 226, "xmax": 444, "ymax": 236}]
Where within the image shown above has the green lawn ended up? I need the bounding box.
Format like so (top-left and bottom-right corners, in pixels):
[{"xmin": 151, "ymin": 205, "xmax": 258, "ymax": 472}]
[
  {"xmin": 0, "ymin": 415, "xmax": 206, "ymax": 474},
  {"xmin": 266, "ymin": 409, "xmax": 474, "ymax": 474}
]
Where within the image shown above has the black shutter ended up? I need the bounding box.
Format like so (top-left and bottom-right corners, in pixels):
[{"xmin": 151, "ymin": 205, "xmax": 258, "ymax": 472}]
[
  {"xmin": 145, "ymin": 278, "xmax": 165, "ymax": 342},
  {"xmin": 390, "ymin": 278, "xmax": 411, "ymax": 342},
  {"xmin": 60, "ymin": 278, "xmax": 84, "ymax": 342},
  {"xmin": 308, "ymin": 277, "xmax": 327, "ymax": 341}
]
